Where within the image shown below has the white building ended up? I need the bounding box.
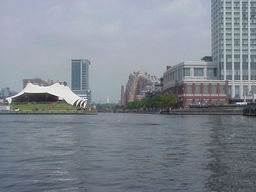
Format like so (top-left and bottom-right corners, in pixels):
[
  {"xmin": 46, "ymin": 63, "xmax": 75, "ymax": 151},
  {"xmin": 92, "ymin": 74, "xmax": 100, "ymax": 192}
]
[
  {"xmin": 212, "ymin": 0, "xmax": 256, "ymax": 100},
  {"xmin": 6, "ymin": 83, "xmax": 88, "ymax": 108},
  {"xmin": 163, "ymin": 60, "xmax": 218, "ymax": 90}
]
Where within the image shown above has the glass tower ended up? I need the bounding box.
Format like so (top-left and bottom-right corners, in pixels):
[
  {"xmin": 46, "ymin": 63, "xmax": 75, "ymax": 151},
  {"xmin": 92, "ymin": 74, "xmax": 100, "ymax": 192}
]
[
  {"xmin": 212, "ymin": 0, "xmax": 256, "ymax": 99},
  {"xmin": 71, "ymin": 59, "xmax": 91, "ymax": 103}
]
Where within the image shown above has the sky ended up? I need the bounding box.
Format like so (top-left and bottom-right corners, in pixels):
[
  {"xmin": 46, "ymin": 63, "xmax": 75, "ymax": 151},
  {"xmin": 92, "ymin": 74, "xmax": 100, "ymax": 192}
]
[{"xmin": 0, "ymin": 0, "xmax": 211, "ymax": 103}]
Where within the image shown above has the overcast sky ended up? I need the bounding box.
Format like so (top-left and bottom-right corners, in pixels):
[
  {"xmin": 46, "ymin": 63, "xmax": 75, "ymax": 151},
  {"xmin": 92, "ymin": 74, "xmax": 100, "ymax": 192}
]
[{"xmin": 0, "ymin": 0, "xmax": 211, "ymax": 103}]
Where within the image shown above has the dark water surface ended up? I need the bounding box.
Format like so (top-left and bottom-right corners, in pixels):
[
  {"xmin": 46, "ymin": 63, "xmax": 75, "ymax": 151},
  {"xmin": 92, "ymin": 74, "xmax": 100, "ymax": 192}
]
[{"xmin": 0, "ymin": 114, "xmax": 256, "ymax": 192}]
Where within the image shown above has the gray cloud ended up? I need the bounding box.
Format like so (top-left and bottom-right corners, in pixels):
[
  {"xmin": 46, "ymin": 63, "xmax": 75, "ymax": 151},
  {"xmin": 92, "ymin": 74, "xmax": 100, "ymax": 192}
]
[{"xmin": 0, "ymin": 0, "xmax": 211, "ymax": 103}]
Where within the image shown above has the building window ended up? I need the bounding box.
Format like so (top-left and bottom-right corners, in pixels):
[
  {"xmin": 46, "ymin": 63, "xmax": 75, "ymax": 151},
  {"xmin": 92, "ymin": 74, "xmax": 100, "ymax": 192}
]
[
  {"xmin": 195, "ymin": 85, "xmax": 201, "ymax": 94},
  {"xmin": 226, "ymin": 69, "xmax": 232, "ymax": 80},
  {"xmin": 243, "ymin": 62, "xmax": 249, "ymax": 80},
  {"xmin": 212, "ymin": 85, "xmax": 217, "ymax": 94},
  {"xmin": 243, "ymin": 75, "xmax": 249, "ymax": 80},
  {"xmin": 252, "ymin": 86, "xmax": 256, "ymax": 94},
  {"xmin": 187, "ymin": 85, "xmax": 193, "ymax": 94},
  {"xmin": 220, "ymin": 85, "xmax": 226, "ymax": 94},
  {"xmin": 194, "ymin": 68, "xmax": 204, "ymax": 76},
  {"xmin": 204, "ymin": 85, "xmax": 209, "ymax": 95},
  {"xmin": 178, "ymin": 69, "xmax": 182, "ymax": 80},
  {"xmin": 243, "ymin": 86, "xmax": 248, "ymax": 96},
  {"xmin": 228, "ymin": 86, "xmax": 231, "ymax": 97},
  {"xmin": 184, "ymin": 68, "xmax": 191, "ymax": 76},
  {"xmin": 207, "ymin": 68, "xmax": 217, "ymax": 78},
  {"xmin": 235, "ymin": 70, "xmax": 240, "ymax": 80},
  {"xmin": 235, "ymin": 86, "xmax": 240, "ymax": 98},
  {"xmin": 226, "ymin": 62, "xmax": 232, "ymax": 70}
]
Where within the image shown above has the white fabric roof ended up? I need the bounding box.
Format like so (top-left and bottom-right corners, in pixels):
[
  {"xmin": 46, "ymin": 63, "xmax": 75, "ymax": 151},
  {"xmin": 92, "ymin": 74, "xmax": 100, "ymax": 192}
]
[{"xmin": 6, "ymin": 83, "xmax": 87, "ymax": 108}]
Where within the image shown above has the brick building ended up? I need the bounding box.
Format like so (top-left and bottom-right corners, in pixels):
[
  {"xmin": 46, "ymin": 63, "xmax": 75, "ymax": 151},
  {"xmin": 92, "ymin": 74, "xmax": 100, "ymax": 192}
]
[
  {"xmin": 162, "ymin": 59, "xmax": 229, "ymax": 107},
  {"xmin": 124, "ymin": 71, "xmax": 160, "ymax": 104}
]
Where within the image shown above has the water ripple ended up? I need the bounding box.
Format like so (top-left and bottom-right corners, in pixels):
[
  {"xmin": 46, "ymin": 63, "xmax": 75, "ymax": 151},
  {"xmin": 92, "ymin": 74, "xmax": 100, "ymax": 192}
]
[{"xmin": 0, "ymin": 114, "xmax": 256, "ymax": 191}]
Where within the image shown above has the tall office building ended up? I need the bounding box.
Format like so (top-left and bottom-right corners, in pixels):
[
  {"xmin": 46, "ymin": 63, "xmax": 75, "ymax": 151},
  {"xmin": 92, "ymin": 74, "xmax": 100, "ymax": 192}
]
[
  {"xmin": 212, "ymin": 0, "xmax": 256, "ymax": 99},
  {"xmin": 71, "ymin": 59, "xmax": 91, "ymax": 104},
  {"xmin": 0, "ymin": 87, "xmax": 10, "ymax": 98}
]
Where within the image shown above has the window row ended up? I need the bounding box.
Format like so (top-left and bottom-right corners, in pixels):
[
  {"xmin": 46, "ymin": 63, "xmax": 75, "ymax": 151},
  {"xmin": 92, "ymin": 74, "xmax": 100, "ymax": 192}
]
[{"xmin": 186, "ymin": 84, "xmax": 226, "ymax": 95}]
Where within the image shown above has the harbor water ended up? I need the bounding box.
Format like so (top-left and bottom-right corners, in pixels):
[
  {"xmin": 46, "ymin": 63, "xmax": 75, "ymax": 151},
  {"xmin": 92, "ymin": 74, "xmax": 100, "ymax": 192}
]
[{"xmin": 0, "ymin": 114, "xmax": 256, "ymax": 192}]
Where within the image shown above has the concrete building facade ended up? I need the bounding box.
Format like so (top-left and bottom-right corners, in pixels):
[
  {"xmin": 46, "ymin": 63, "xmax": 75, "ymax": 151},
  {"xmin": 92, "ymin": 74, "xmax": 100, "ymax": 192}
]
[{"xmin": 212, "ymin": 0, "xmax": 256, "ymax": 100}]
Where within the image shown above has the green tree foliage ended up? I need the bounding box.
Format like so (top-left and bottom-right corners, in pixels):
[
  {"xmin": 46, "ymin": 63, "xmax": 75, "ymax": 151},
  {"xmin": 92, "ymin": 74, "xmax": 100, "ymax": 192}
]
[
  {"xmin": 126, "ymin": 100, "xmax": 140, "ymax": 109},
  {"xmin": 162, "ymin": 92, "xmax": 177, "ymax": 107},
  {"xmin": 125, "ymin": 92, "xmax": 177, "ymax": 109}
]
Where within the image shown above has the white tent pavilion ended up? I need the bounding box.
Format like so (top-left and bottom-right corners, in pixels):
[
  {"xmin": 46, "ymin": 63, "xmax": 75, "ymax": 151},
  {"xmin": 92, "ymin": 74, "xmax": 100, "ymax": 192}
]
[{"xmin": 6, "ymin": 83, "xmax": 87, "ymax": 108}]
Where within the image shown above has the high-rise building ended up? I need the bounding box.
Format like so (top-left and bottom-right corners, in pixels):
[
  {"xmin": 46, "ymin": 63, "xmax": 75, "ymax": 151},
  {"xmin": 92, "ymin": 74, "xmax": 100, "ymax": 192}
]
[
  {"xmin": 124, "ymin": 71, "xmax": 160, "ymax": 103},
  {"xmin": 0, "ymin": 87, "xmax": 10, "ymax": 98},
  {"xmin": 0, "ymin": 87, "xmax": 17, "ymax": 99},
  {"xmin": 120, "ymin": 85, "xmax": 125, "ymax": 105},
  {"xmin": 211, "ymin": 0, "xmax": 256, "ymax": 100},
  {"xmin": 71, "ymin": 59, "xmax": 91, "ymax": 104}
]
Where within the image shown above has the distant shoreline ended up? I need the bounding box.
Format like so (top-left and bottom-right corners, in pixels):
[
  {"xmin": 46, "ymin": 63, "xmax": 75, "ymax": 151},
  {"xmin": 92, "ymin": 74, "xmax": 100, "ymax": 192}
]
[
  {"xmin": 0, "ymin": 107, "xmax": 246, "ymax": 116},
  {"xmin": 0, "ymin": 110, "xmax": 97, "ymax": 115},
  {"xmin": 160, "ymin": 110, "xmax": 243, "ymax": 115},
  {"xmin": 99, "ymin": 106, "xmax": 244, "ymax": 115}
]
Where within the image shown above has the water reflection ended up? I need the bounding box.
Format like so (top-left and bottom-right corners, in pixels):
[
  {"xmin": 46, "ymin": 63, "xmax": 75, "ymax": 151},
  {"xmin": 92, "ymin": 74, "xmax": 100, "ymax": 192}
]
[{"xmin": 206, "ymin": 116, "xmax": 256, "ymax": 192}]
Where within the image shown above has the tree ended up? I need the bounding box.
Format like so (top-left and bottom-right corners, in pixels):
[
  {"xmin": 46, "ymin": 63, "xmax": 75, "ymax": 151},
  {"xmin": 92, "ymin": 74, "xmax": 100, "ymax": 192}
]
[
  {"xmin": 152, "ymin": 93, "xmax": 163, "ymax": 108},
  {"xmin": 125, "ymin": 92, "xmax": 177, "ymax": 110},
  {"xmin": 162, "ymin": 93, "xmax": 177, "ymax": 107}
]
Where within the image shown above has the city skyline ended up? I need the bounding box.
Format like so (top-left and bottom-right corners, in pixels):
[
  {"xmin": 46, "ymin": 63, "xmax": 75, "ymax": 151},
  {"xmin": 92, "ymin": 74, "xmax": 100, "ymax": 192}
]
[{"xmin": 0, "ymin": 0, "xmax": 210, "ymax": 103}]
